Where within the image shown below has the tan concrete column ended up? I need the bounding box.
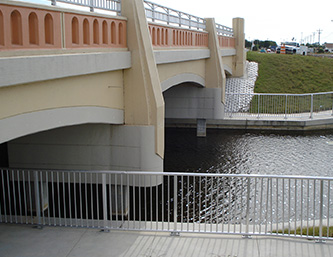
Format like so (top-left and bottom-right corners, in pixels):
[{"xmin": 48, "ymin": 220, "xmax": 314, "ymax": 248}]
[
  {"xmin": 121, "ymin": 0, "xmax": 164, "ymax": 158},
  {"xmin": 205, "ymin": 18, "xmax": 226, "ymax": 103},
  {"xmin": 206, "ymin": 18, "xmax": 226, "ymax": 103},
  {"xmin": 232, "ymin": 17, "xmax": 245, "ymax": 77}
]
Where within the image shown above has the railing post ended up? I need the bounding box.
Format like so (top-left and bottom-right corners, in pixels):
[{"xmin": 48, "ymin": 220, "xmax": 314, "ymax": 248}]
[
  {"xmin": 310, "ymin": 94, "xmax": 314, "ymax": 119},
  {"xmin": 331, "ymin": 93, "xmax": 333, "ymax": 116},
  {"xmin": 316, "ymin": 180, "xmax": 325, "ymax": 243},
  {"xmin": 171, "ymin": 175, "xmax": 179, "ymax": 236},
  {"xmin": 167, "ymin": 9, "xmax": 170, "ymax": 25},
  {"xmin": 257, "ymin": 94, "xmax": 260, "ymax": 119},
  {"xmin": 34, "ymin": 171, "xmax": 42, "ymax": 229},
  {"xmin": 90, "ymin": 0, "xmax": 94, "ymax": 12},
  {"xmin": 284, "ymin": 95, "xmax": 288, "ymax": 119},
  {"xmin": 151, "ymin": 4, "xmax": 155, "ymax": 23},
  {"xmin": 101, "ymin": 173, "xmax": 109, "ymax": 232},
  {"xmin": 243, "ymin": 177, "xmax": 252, "ymax": 239}
]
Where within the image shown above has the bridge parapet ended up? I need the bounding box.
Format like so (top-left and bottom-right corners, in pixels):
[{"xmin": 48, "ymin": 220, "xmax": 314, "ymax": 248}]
[
  {"xmin": 0, "ymin": 1, "xmax": 127, "ymax": 52},
  {"xmin": 148, "ymin": 23, "xmax": 208, "ymax": 48}
]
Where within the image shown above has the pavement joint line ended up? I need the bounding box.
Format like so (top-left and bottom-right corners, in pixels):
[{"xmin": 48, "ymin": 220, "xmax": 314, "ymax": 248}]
[{"xmin": 65, "ymin": 228, "xmax": 89, "ymax": 257}]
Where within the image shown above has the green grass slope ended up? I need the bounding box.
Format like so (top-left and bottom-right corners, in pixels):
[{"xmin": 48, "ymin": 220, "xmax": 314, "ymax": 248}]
[{"xmin": 247, "ymin": 51, "xmax": 333, "ymax": 94}]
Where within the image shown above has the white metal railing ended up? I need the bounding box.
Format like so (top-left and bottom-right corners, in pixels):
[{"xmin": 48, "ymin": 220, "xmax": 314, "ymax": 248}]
[
  {"xmin": 50, "ymin": 0, "xmax": 121, "ymax": 13},
  {"xmin": 1, "ymin": 168, "xmax": 333, "ymax": 241},
  {"xmin": 225, "ymin": 92, "xmax": 333, "ymax": 119},
  {"xmin": 216, "ymin": 23, "xmax": 233, "ymax": 37},
  {"xmin": 144, "ymin": 0, "xmax": 234, "ymax": 37},
  {"xmin": 144, "ymin": 0, "xmax": 206, "ymax": 30}
]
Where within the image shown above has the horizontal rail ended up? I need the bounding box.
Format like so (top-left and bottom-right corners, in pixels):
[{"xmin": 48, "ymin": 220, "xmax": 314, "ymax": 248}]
[
  {"xmin": 1, "ymin": 168, "xmax": 332, "ymax": 241},
  {"xmin": 225, "ymin": 92, "xmax": 333, "ymax": 119},
  {"xmin": 144, "ymin": 0, "xmax": 206, "ymax": 30},
  {"xmin": 216, "ymin": 23, "xmax": 233, "ymax": 37},
  {"xmin": 51, "ymin": 0, "xmax": 121, "ymax": 14}
]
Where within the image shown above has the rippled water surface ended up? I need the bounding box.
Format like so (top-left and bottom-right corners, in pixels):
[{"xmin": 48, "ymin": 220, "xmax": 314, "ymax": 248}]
[{"xmin": 165, "ymin": 129, "xmax": 333, "ymax": 176}]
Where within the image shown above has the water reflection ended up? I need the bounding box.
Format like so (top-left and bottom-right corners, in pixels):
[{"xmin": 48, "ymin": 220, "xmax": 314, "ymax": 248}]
[{"xmin": 165, "ymin": 129, "xmax": 333, "ymax": 176}]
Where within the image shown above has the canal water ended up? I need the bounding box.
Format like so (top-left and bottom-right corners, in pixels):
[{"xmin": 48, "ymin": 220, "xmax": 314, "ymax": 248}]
[
  {"xmin": 164, "ymin": 128, "xmax": 333, "ymax": 224},
  {"xmin": 164, "ymin": 128, "xmax": 333, "ymax": 176}
]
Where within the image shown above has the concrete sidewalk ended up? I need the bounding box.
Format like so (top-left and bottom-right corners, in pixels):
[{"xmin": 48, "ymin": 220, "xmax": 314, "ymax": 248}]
[{"xmin": 1, "ymin": 224, "xmax": 333, "ymax": 257}]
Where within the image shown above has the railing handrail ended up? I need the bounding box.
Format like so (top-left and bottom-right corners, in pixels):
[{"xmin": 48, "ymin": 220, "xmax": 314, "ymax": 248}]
[
  {"xmin": 50, "ymin": 0, "xmax": 121, "ymax": 14},
  {"xmin": 216, "ymin": 23, "xmax": 233, "ymax": 37},
  {"xmin": 225, "ymin": 91, "xmax": 333, "ymax": 119},
  {"xmin": 1, "ymin": 167, "xmax": 332, "ymax": 241},
  {"xmin": 226, "ymin": 91, "xmax": 333, "ymax": 97},
  {"xmin": 144, "ymin": 0, "xmax": 234, "ymax": 37},
  {"xmin": 1, "ymin": 168, "xmax": 333, "ymax": 181},
  {"xmin": 144, "ymin": 0, "xmax": 206, "ymax": 30}
]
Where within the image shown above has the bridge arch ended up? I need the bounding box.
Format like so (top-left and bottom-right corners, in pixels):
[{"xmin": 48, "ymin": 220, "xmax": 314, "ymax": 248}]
[
  {"xmin": 0, "ymin": 107, "xmax": 123, "ymax": 144},
  {"xmin": 161, "ymin": 73, "xmax": 205, "ymax": 92}
]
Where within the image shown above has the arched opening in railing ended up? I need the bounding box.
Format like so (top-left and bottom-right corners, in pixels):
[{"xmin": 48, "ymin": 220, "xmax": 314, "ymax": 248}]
[
  {"xmin": 93, "ymin": 19, "xmax": 99, "ymax": 44},
  {"xmin": 111, "ymin": 21, "xmax": 116, "ymax": 44},
  {"xmin": 157, "ymin": 28, "xmax": 160, "ymax": 45},
  {"xmin": 102, "ymin": 20, "xmax": 108, "ymax": 44},
  {"xmin": 0, "ymin": 10, "xmax": 4, "ymax": 46},
  {"xmin": 118, "ymin": 22, "xmax": 123, "ymax": 45},
  {"xmin": 44, "ymin": 13, "xmax": 54, "ymax": 45},
  {"xmin": 29, "ymin": 12, "xmax": 39, "ymax": 45},
  {"xmin": 11, "ymin": 10, "xmax": 22, "ymax": 45},
  {"xmin": 172, "ymin": 30, "xmax": 176, "ymax": 45},
  {"xmin": 151, "ymin": 26, "xmax": 156, "ymax": 45},
  {"xmin": 83, "ymin": 18, "xmax": 89, "ymax": 45},
  {"xmin": 71, "ymin": 16, "xmax": 79, "ymax": 44},
  {"xmin": 164, "ymin": 28, "xmax": 168, "ymax": 45}
]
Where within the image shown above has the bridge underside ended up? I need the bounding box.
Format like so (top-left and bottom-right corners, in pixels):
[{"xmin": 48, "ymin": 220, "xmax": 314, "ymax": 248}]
[
  {"xmin": 164, "ymin": 83, "xmax": 224, "ymax": 121},
  {"xmin": 3, "ymin": 124, "xmax": 163, "ymax": 172}
]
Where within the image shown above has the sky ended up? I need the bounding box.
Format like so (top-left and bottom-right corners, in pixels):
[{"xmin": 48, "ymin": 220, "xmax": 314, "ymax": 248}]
[
  {"xmin": 150, "ymin": 0, "xmax": 333, "ymax": 44},
  {"xmin": 21, "ymin": 0, "xmax": 333, "ymax": 44}
]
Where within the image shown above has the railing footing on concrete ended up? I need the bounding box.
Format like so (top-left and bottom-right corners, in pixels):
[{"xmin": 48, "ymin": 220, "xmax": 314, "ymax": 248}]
[
  {"xmin": 101, "ymin": 228, "xmax": 110, "ymax": 233},
  {"xmin": 242, "ymin": 235, "xmax": 252, "ymax": 239},
  {"xmin": 170, "ymin": 232, "xmax": 180, "ymax": 236},
  {"xmin": 33, "ymin": 225, "xmax": 43, "ymax": 230},
  {"xmin": 315, "ymin": 239, "xmax": 326, "ymax": 244}
]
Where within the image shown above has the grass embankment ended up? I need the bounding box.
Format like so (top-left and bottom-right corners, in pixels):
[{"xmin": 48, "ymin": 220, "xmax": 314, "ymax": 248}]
[
  {"xmin": 274, "ymin": 226, "xmax": 333, "ymax": 237},
  {"xmin": 247, "ymin": 51, "xmax": 333, "ymax": 94}
]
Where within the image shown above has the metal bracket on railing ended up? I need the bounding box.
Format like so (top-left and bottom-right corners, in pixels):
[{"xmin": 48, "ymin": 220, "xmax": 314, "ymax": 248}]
[
  {"xmin": 242, "ymin": 235, "xmax": 252, "ymax": 239},
  {"xmin": 170, "ymin": 231, "xmax": 180, "ymax": 236}
]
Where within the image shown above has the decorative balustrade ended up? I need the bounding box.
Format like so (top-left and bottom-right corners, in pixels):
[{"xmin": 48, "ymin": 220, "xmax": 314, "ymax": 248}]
[
  {"xmin": 218, "ymin": 35, "xmax": 235, "ymax": 48},
  {"xmin": 1, "ymin": 1, "xmax": 235, "ymax": 51},
  {"xmin": 148, "ymin": 24, "xmax": 208, "ymax": 48},
  {"xmin": 0, "ymin": 3, "xmax": 126, "ymax": 51},
  {"xmin": 64, "ymin": 13, "xmax": 126, "ymax": 49},
  {"xmin": 0, "ymin": 4, "xmax": 62, "ymax": 50}
]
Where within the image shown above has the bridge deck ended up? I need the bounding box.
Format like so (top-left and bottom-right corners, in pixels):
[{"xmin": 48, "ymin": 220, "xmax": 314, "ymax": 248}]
[{"xmin": 1, "ymin": 223, "xmax": 332, "ymax": 257}]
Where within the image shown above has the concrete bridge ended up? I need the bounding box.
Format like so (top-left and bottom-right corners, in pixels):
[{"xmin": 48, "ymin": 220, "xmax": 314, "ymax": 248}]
[{"xmin": 0, "ymin": 0, "xmax": 245, "ymax": 174}]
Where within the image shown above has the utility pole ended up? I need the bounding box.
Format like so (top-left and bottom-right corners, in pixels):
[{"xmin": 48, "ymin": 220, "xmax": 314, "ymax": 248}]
[{"xmin": 317, "ymin": 29, "xmax": 323, "ymax": 45}]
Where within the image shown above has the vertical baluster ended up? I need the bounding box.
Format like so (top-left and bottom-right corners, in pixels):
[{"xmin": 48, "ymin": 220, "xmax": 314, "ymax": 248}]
[
  {"xmin": 17, "ymin": 170, "xmax": 22, "ymax": 224},
  {"xmin": 34, "ymin": 171, "xmax": 41, "ymax": 228},
  {"xmin": 11, "ymin": 170, "xmax": 17, "ymax": 223}
]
